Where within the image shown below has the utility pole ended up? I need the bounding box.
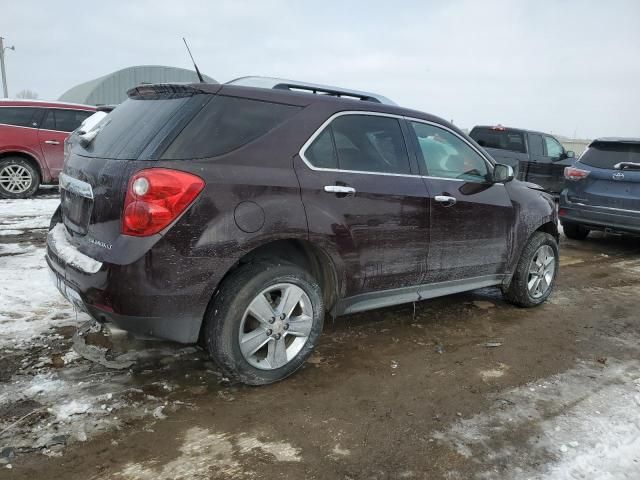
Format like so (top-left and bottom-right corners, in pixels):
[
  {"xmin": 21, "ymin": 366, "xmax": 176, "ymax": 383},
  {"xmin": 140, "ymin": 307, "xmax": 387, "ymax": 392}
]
[{"xmin": 0, "ymin": 37, "xmax": 15, "ymax": 98}]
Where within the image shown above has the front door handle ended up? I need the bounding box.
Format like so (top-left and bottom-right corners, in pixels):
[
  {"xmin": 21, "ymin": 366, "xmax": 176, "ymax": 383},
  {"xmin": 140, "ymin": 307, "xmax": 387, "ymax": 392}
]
[
  {"xmin": 44, "ymin": 140, "xmax": 60, "ymax": 145},
  {"xmin": 324, "ymin": 185, "xmax": 356, "ymax": 195},
  {"xmin": 434, "ymin": 195, "xmax": 457, "ymax": 206}
]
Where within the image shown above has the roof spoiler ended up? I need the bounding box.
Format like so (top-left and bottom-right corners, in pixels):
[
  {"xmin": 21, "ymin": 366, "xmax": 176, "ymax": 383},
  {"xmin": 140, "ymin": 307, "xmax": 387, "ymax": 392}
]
[
  {"xmin": 96, "ymin": 105, "xmax": 117, "ymax": 113},
  {"xmin": 126, "ymin": 83, "xmax": 209, "ymax": 99}
]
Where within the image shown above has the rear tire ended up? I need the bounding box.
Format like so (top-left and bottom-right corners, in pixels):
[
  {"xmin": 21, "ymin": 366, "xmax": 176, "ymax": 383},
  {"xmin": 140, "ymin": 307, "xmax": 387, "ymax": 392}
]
[
  {"xmin": 503, "ymin": 232, "xmax": 559, "ymax": 308},
  {"xmin": 203, "ymin": 261, "xmax": 324, "ymax": 385},
  {"xmin": 562, "ymin": 222, "xmax": 589, "ymax": 240},
  {"xmin": 0, "ymin": 157, "xmax": 40, "ymax": 199}
]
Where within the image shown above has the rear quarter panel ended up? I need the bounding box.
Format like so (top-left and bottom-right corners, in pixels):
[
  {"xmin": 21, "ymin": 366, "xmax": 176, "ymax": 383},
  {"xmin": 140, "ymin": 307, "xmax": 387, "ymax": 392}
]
[{"xmin": 149, "ymin": 114, "xmax": 314, "ymax": 321}]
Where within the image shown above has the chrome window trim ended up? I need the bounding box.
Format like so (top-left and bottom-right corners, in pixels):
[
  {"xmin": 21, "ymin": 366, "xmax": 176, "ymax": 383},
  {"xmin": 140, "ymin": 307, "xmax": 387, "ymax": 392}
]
[
  {"xmin": 298, "ymin": 111, "xmax": 419, "ymax": 178},
  {"xmin": 0, "ymin": 105, "xmax": 94, "ymax": 112},
  {"xmin": 0, "ymin": 123, "xmax": 80, "ymax": 134},
  {"xmin": 405, "ymin": 116, "xmax": 495, "ymax": 169},
  {"xmin": 0, "ymin": 123, "xmax": 39, "ymax": 131},
  {"xmin": 39, "ymin": 128, "xmax": 72, "ymax": 134},
  {"xmin": 298, "ymin": 110, "xmax": 499, "ymax": 185},
  {"xmin": 0, "ymin": 106, "xmax": 94, "ymax": 132}
]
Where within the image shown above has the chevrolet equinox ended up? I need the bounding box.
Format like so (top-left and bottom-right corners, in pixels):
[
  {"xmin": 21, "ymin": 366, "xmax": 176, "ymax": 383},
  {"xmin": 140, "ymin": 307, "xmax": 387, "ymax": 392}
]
[{"xmin": 47, "ymin": 78, "xmax": 559, "ymax": 385}]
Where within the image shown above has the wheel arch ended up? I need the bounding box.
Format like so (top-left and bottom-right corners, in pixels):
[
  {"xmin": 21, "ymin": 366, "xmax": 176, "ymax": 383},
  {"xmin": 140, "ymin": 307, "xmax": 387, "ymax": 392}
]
[
  {"xmin": 504, "ymin": 219, "xmax": 559, "ymax": 289},
  {"xmin": 536, "ymin": 220, "xmax": 559, "ymax": 242},
  {"xmin": 0, "ymin": 151, "xmax": 45, "ymax": 183},
  {"xmin": 197, "ymin": 238, "xmax": 341, "ymax": 343}
]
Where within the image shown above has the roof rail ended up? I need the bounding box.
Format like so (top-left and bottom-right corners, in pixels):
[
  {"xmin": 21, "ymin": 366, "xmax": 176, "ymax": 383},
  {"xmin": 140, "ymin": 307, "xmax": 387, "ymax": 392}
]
[{"xmin": 225, "ymin": 76, "xmax": 396, "ymax": 105}]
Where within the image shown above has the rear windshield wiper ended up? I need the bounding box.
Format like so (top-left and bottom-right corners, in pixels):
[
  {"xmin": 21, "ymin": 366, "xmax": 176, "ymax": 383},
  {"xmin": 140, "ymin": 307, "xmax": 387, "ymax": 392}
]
[{"xmin": 614, "ymin": 162, "xmax": 640, "ymax": 170}]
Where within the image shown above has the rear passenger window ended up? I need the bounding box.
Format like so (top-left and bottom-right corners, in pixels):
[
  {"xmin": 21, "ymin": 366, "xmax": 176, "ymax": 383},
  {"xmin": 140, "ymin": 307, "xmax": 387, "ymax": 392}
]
[
  {"xmin": 162, "ymin": 96, "xmax": 301, "ymax": 159},
  {"xmin": 41, "ymin": 110, "xmax": 56, "ymax": 130},
  {"xmin": 41, "ymin": 109, "xmax": 93, "ymax": 132},
  {"xmin": 305, "ymin": 128, "xmax": 337, "ymax": 169},
  {"xmin": 0, "ymin": 107, "xmax": 41, "ymax": 128},
  {"xmin": 306, "ymin": 114, "xmax": 410, "ymax": 174},
  {"xmin": 55, "ymin": 109, "xmax": 93, "ymax": 132},
  {"xmin": 528, "ymin": 133, "xmax": 544, "ymax": 156},
  {"xmin": 411, "ymin": 122, "xmax": 489, "ymax": 182}
]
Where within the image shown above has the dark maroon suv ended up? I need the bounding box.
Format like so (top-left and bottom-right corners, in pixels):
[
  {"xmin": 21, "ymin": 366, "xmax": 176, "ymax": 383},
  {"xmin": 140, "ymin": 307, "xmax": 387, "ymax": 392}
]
[{"xmin": 46, "ymin": 78, "xmax": 559, "ymax": 384}]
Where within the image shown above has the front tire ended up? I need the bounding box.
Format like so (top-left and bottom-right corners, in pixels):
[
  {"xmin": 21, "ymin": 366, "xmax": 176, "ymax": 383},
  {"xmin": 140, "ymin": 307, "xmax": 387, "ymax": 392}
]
[
  {"xmin": 204, "ymin": 261, "xmax": 324, "ymax": 385},
  {"xmin": 562, "ymin": 222, "xmax": 590, "ymax": 240},
  {"xmin": 0, "ymin": 157, "xmax": 40, "ymax": 199},
  {"xmin": 503, "ymin": 232, "xmax": 559, "ymax": 308}
]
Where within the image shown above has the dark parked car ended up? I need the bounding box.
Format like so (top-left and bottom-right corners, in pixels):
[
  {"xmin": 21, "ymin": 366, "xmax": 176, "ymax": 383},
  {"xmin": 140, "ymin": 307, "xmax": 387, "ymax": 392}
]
[
  {"xmin": 469, "ymin": 125, "xmax": 575, "ymax": 193},
  {"xmin": 559, "ymin": 137, "xmax": 640, "ymax": 239},
  {"xmin": 46, "ymin": 78, "xmax": 559, "ymax": 384},
  {"xmin": 0, "ymin": 99, "xmax": 95, "ymax": 198}
]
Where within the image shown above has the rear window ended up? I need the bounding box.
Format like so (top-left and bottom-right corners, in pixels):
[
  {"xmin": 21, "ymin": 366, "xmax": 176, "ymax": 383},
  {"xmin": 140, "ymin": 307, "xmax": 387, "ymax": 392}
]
[
  {"xmin": 0, "ymin": 107, "xmax": 41, "ymax": 128},
  {"xmin": 76, "ymin": 95, "xmax": 197, "ymax": 159},
  {"xmin": 470, "ymin": 128, "xmax": 526, "ymax": 154},
  {"xmin": 161, "ymin": 96, "xmax": 301, "ymax": 159},
  {"xmin": 580, "ymin": 142, "xmax": 640, "ymax": 170}
]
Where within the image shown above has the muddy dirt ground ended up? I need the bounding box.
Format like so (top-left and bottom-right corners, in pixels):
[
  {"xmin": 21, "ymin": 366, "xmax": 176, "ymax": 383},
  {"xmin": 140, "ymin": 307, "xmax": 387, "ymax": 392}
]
[{"xmin": 1, "ymin": 193, "xmax": 639, "ymax": 479}]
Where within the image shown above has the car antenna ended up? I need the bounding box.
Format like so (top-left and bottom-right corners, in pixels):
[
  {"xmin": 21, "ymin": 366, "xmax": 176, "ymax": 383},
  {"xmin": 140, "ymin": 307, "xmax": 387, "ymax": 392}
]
[{"xmin": 182, "ymin": 37, "xmax": 205, "ymax": 83}]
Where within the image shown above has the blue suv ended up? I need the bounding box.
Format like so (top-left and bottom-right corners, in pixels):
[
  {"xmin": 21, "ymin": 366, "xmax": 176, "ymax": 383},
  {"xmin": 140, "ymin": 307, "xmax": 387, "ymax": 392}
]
[{"xmin": 559, "ymin": 138, "xmax": 640, "ymax": 239}]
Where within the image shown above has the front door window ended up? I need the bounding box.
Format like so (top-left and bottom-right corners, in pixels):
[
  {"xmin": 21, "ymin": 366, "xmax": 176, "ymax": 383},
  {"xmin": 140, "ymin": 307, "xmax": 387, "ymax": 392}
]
[
  {"xmin": 410, "ymin": 122, "xmax": 489, "ymax": 182},
  {"xmin": 544, "ymin": 136, "xmax": 564, "ymax": 159}
]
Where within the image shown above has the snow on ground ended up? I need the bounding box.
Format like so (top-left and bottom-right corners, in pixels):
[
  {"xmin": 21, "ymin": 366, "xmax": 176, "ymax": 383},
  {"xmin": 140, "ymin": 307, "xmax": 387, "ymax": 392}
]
[
  {"xmin": 2, "ymin": 193, "xmax": 639, "ymax": 477},
  {"xmin": 0, "ymin": 195, "xmax": 85, "ymax": 348},
  {"xmin": 0, "ymin": 197, "xmax": 60, "ymax": 232},
  {"xmin": 0, "ymin": 193, "xmax": 208, "ymax": 458},
  {"xmin": 435, "ymin": 359, "xmax": 640, "ymax": 479}
]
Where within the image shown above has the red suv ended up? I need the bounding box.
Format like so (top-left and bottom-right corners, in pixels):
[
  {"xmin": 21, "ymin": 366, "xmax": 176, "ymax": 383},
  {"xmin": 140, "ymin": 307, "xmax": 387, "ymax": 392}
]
[{"xmin": 0, "ymin": 100, "xmax": 95, "ymax": 198}]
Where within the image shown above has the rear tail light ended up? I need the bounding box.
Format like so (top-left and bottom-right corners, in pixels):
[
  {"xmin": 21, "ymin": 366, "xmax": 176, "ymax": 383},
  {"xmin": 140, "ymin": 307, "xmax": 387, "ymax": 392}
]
[
  {"xmin": 122, "ymin": 168, "xmax": 205, "ymax": 236},
  {"xmin": 558, "ymin": 208, "xmax": 567, "ymax": 217},
  {"xmin": 564, "ymin": 166, "xmax": 590, "ymax": 181}
]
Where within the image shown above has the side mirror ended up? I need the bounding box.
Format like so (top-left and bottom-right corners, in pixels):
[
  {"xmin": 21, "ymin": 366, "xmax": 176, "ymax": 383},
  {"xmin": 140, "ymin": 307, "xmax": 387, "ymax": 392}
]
[
  {"xmin": 566, "ymin": 150, "xmax": 575, "ymax": 158},
  {"xmin": 493, "ymin": 163, "xmax": 514, "ymax": 183}
]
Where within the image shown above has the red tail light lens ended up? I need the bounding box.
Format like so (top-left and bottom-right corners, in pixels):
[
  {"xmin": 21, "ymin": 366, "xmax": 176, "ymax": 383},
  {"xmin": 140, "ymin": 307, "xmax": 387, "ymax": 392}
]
[
  {"xmin": 564, "ymin": 167, "xmax": 590, "ymax": 181},
  {"xmin": 122, "ymin": 168, "xmax": 205, "ymax": 236}
]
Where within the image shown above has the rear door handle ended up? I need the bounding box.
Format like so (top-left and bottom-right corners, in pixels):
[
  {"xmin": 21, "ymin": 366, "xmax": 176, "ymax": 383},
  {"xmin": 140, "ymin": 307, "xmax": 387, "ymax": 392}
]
[
  {"xmin": 324, "ymin": 185, "xmax": 356, "ymax": 195},
  {"xmin": 44, "ymin": 140, "xmax": 60, "ymax": 145},
  {"xmin": 434, "ymin": 195, "xmax": 457, "ymax": 206}
]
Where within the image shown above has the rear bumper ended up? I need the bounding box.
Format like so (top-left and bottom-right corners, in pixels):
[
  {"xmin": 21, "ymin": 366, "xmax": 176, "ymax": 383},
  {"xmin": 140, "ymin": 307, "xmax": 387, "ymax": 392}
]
[
  {"xmin": 45, "ymin": 225, "xmax": 208, "ymax": 343},
  {"xmin": 559, "ymin": 192, "xmax": 640, "ymax": 234}
]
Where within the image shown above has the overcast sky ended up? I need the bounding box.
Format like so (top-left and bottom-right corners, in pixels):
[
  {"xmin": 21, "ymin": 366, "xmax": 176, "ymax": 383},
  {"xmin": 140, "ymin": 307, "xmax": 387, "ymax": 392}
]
[{"xmin": 3, "ymin": 0, "xmax": 639, "ymax": 138}]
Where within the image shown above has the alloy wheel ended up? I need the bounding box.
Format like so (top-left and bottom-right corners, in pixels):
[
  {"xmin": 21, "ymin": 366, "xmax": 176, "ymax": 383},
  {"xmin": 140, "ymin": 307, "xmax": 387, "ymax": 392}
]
[
  {"xmin": 238, "ymin": 283, "xmax": 314, "ymax": 370},
  {"xmin": 527, "ymin": 245, "xmax": 556, "ymax": 299},
  {"xmin": 0, "ymin": 164, "xmax": 33, "ymax": 194}
]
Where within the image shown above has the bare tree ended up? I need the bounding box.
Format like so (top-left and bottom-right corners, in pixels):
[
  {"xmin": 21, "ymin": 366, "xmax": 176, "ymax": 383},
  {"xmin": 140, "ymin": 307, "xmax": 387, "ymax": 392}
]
[{"xmin": 15, "ymin": 89, "xmax": 38, "ymax": 99}]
